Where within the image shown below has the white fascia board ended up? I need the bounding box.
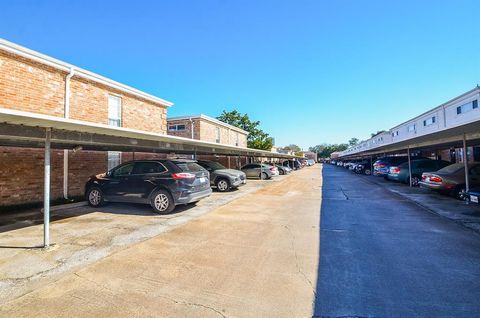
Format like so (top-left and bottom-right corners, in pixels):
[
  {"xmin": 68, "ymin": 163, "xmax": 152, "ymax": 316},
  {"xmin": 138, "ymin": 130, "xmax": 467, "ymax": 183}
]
[
  {"xmin": 0, "ymin": 108, "xmax": 292, "ymax": 158},
  {"xmin": 0, "ymin": 38, "xmax": 173, "ymax": 108}
]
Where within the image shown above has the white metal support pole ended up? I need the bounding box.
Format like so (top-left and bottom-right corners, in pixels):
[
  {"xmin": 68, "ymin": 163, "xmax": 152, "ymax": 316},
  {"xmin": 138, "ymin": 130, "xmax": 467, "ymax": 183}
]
[
  {"xmin": 260, "ymin": 157, "xmax": 263, "ymax": 180},
  {"xmin": 407, "ymin": 147, "xmax": 412, "ymax": 187},
  {"xmin": 44, "ymin": 128, "xmax": 52, "ymax": 248},
  {"xmin": 463, "ymin": 133, "xmax": 470, "ymax": 193}
]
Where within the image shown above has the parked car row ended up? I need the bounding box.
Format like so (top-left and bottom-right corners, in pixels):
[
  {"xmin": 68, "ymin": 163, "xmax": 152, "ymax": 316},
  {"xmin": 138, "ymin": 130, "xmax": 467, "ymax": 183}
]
[
  {"xmin": 333, "ymin": 157, "xmax": 480, "ymax": 201},
  {"xmin": 85, "ymin": 158, "xmax": 315, "ymax": 214}
]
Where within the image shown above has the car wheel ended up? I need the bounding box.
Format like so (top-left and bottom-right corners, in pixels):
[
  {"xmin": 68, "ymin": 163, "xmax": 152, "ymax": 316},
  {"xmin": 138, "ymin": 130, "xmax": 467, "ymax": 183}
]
[
  {"xmin": 261, "ymin": 172, "xmax": 269, "ymax": 179},
  {"xmin": 279, "ymin": 169, "xmax": 285, "ymax": 175},
  {"xmin": 86, "ymin": 186, "xmax": 105, "ymax": 207},
  {"xmin": 411, "ymin": 176, "xmax": 420, "ymax": 187},
  {"xmin": 216, "ymin": 178, "xmax": 230, "ymax": 192},
  {"xmin": 150, "ymin": 189, "xmax": 175, "ymax": 214},
  {"xmin": 364, "ymin": 169, "xmax": 371, "ymax": 175},
  {"xmin": 453, "ymin": 186, "xmax": 467, "ymax": 200}
]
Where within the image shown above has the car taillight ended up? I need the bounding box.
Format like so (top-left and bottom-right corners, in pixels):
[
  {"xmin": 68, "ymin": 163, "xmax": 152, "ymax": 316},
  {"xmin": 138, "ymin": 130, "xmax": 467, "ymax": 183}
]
[
  {"xmin": 429, "ymin": 176, "xmax": 442, "ymax": 183},
  {"xmin": 390, "ymin": 167, "xmax": 400, "ymax": 173},
  {"xmin": 374, "ymin": 163, "xmax": 386, "ymax": 167},
  {"xmin": 422, "ymin": 175, "xmax": 427, "ymax": 181},
  {"xmin": 171, "ymin": 172, "xmax": 196, "ymax": 180}
]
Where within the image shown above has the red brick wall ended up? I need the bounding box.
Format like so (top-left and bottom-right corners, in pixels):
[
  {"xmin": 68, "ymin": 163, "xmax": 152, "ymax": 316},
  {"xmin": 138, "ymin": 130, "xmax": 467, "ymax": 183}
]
[
  {"xmin": 69, "ymin": 77, "xmax": 167, "ymax": 133},
  {"xmin": 0, "ymin": 50, "xmax": 168, "ymax": 134},
  {"xmin": 0, "ymin": 147, "xmax": 109, "ymax": 207},
  {"xmin": 122, "ymin": 152, "xmax": 168, "ymax": 162},
  {"xmin": 0, "ymin": 147, "xmax": 64, "ymax": 206},
  {"xmin": 68, "ymin": 150, "xmax": 107, "ymax": 197},
  {"xmin": 166, "ymin": 119, "xmax": 197, "ymax": 139},
  {"xmin": 0, "ymin": 50, "xmax": 66, "ymax": 117}
]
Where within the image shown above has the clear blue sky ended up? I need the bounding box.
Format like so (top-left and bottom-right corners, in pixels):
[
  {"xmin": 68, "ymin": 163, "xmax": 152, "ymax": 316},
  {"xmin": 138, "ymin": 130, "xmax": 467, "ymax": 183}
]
[{"xmin": 1, "ymin": 1, "xmax": 479, "ymax": 149}]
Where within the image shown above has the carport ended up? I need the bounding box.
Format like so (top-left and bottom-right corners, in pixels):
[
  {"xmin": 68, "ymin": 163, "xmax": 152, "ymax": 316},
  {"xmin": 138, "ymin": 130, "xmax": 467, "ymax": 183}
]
[
  {"xmin": 339, "ymin": 120, "xmax": 480, "ymax": 189},
  {"xmin": 0, "ymin": 108, "xmax": 297, "ymax": 247}
]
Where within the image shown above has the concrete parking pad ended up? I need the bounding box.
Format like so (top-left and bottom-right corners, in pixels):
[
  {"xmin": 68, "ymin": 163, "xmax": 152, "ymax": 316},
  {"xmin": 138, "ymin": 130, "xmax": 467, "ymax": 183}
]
[
  {"xmin": 0, "ymin": 167, "xmax": 321, "ymax": 317},
  {"xmin": 357, "ymin": 172, "xmax": 480, "ymax": 233},
  {"xmin": 0, "ymin": 175, "xmax": 288, "ymax": 305}
]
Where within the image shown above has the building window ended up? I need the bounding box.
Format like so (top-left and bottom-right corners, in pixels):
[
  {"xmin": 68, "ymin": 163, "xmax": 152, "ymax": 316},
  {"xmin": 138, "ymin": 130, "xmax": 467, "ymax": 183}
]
[
  {"xmin": 168, "ymin": 124, "xmax": 186, "ymax": 131},
  {"xmin": 408, "ymin": 124, "xmax": 416, "ymax": 132},
  {"xmin": 215, "ymin": 127, "xmax": 221, "ymax": 143},
  {"xmin": 108, "ymin": 151, "xmax": 121, "ymax": 170},
  {"xmin": 391, "ymin": 131, "xmax": 399, "ymax": 137},
  {"xmin": 456, "ymin": 100, "xmax": 478, "ymax": 115},
  {"xmin": 235, "ymin": 132, "xmax": 239, "ymax": 146},
  {"xmin": 423, "ymin": 116, "xmax": 435, "ymax": 126},
  {"xmin": 108, "ymin": 95, "xmax": 122, "ymax": 127}
]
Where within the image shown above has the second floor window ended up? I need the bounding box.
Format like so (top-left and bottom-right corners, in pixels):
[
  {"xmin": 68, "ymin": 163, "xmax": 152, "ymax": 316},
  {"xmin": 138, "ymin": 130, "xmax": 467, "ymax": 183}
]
[
  {"xmin": 408, "ymin": 124, "xmax": 416, "ymax": 132},
  {"xmin": 456, "ymin": 100, "xmax": 478, "ymax": 115},
  {"xmin": 168, "ymin": 124, "xmax": 186, "ymax": 131},
  {"xmin": 215, "ymin": 127, "xmax": 221, "ymax": 143},
  {"xmin": 108, "ymin": 95, "xmax": 122, "ymax": 127},
  {"xmin": 423, "ymin": 116, "xmax": 435, "ymax": 126}
]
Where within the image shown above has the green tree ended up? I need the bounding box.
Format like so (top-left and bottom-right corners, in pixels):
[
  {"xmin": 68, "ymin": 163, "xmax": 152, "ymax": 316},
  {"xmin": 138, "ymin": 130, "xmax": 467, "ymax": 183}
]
[
  {"xmin": 283, "ymin": 144, "xmax": 302, "ymax": 152},
  {"xmin": 217, "ymin": 110, "xmax": 274, "ymax": 150},
  {"xmin": 309, "ymin": 143, "xmax": 348, "ymax": 159},
  {"xmin": 348, "ymin": 138, "xmax": 359, "ymax": 146}
]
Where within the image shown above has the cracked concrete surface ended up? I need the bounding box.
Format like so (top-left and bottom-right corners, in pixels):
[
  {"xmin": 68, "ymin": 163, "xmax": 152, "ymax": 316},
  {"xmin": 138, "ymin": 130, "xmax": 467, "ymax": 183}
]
[
  {"xmin": 0, "ymin": 176, "xmax": 287, "ymax": 305},
  {"xmin": 0, "ymin": 166, "xmax": 322, "ymax": 317}
]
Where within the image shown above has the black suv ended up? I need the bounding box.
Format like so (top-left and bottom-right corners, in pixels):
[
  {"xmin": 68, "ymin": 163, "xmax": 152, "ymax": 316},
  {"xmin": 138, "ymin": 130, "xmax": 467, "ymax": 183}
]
[
  {"xmin": 85, "ymin": 160, "xmax": 212, "ymax": 214},
  {"xmin": 196, "ymin": 160, "xmax": 247, "ymax": 192}
]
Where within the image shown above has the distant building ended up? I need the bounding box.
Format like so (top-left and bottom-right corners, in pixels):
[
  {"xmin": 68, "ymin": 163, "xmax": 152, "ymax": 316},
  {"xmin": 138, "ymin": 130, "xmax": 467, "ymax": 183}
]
[
  {"xmin": 167, "ymin": 114, "xmax": 248, "ymax": 147},
  {"xmin": 277, "ymin": 147, "xmax": 296, "ymax": 156},
  {"xmin": 304, "ymin": 151, "xmax": 318, "ymax": 161}
]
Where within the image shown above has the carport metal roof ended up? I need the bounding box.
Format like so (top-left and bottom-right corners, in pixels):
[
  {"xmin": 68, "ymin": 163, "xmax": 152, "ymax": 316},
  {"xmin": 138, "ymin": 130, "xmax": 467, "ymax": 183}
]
[
  {"xmin": 339, "ymin": 120, "xmax": 480, "ymax": 159},
  {"xmin": 0, "ymin": 108, "xmax": 297, "ymax": 159},
  {"xmin": 0, "ymin": 107, "xmax": 300, "ymax": 248}
]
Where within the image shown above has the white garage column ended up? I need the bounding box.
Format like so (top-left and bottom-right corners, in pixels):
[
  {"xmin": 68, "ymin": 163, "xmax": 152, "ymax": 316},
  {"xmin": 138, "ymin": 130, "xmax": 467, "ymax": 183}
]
[
  {"xmin": 407, "ymin": 147, "xmax": 412, "ymax": 187},
  {"xmin": 44, "ymin": 128, "xmax": 51, "ymax": 248},
  {"xmin": 463, "ymin": 133, "xmax": 470, "ymax": 193}
]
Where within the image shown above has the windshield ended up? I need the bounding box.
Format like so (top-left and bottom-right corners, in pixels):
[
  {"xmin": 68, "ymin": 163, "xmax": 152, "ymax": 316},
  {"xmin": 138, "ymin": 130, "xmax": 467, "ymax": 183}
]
[
  {"xmin": 436, "ymin": 163, "xmax": 463, "ymax": 174},
  {"xmin": 206, "ymin": 161, "xmax": 227, "ymax": 170},
  {"xmin": 173, "ymin": 161, "xmax": 205, "ymax": 172}
]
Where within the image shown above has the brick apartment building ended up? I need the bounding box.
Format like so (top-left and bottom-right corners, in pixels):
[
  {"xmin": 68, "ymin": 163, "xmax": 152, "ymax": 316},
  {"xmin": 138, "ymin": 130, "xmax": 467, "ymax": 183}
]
[
  {"xmin": 167, "ymin": 115, "xmax": 250, "ymax": 168},
  {"xmin": 0, "ymin": 39, "xmax": 173, "ymax": 207},
  {"xmin": 167, "ymin": 114, "xmax": 248, "ymax": 147}
]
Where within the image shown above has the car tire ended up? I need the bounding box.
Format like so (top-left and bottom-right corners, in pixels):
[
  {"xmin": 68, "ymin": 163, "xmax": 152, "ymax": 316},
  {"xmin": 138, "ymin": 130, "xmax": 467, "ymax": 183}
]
[
  {"xmin": 410, "ymin": 176, "xmax": 421, "ymax": 187},
  {"xmin": 279, "ymin": 169, "xmax": 285, "ymax": 175},
  {"xmin": 215, "ymin": 178, "xmax": 230, "ymax": 192},
  {"xmin": 453, "ymin": 185, "xmax": 467, "ymax": 200},
  {"xmin": 261, "ymin": 172, "xmax": 269, "ymax": 180},
  {"xmin": 150, "ymin": 189, "xmax": 175, "ymax": 214},
  {"xmin": 86, "ymin": 186, "xmax": 105, "ymax": 207}
]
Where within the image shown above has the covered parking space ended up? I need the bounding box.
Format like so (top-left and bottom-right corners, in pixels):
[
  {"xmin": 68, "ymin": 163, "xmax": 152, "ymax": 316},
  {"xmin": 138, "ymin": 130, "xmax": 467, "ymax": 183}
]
[
  {"xmin": 0, "ymin": 108, "xmax": 297, "ymax": 248},
  {"xmin": 338, "ymin": 120, "xmax": 480, "ymax": 188}
]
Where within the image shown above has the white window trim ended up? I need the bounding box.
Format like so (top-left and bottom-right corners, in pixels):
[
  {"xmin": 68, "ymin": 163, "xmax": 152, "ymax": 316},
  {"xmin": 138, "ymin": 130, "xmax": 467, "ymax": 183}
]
[
  {"xmin": 108, "ymin": 94, "xmax": 122, "ymax": 127},
  {"xmin": 107, "ymin": 151, "xmax": 122, "ymax": 171}
]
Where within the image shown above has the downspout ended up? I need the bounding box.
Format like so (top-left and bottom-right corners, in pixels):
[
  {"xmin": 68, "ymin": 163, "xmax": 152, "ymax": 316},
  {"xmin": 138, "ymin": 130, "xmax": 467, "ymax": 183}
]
[
  {"xmin": 63, "ymin": 67, "xmax": 75, "ymax": 200},
  {"xmin": 189, "ymin": 118, "xmax": 195, "ymax": 159}
]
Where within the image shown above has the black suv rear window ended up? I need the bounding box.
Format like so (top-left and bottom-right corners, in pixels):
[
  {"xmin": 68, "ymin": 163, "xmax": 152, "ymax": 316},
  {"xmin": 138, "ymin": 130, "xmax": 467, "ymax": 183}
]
[{"xmin": 173, "ymin": 161, "xmax": 205, "ymax": 172}]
